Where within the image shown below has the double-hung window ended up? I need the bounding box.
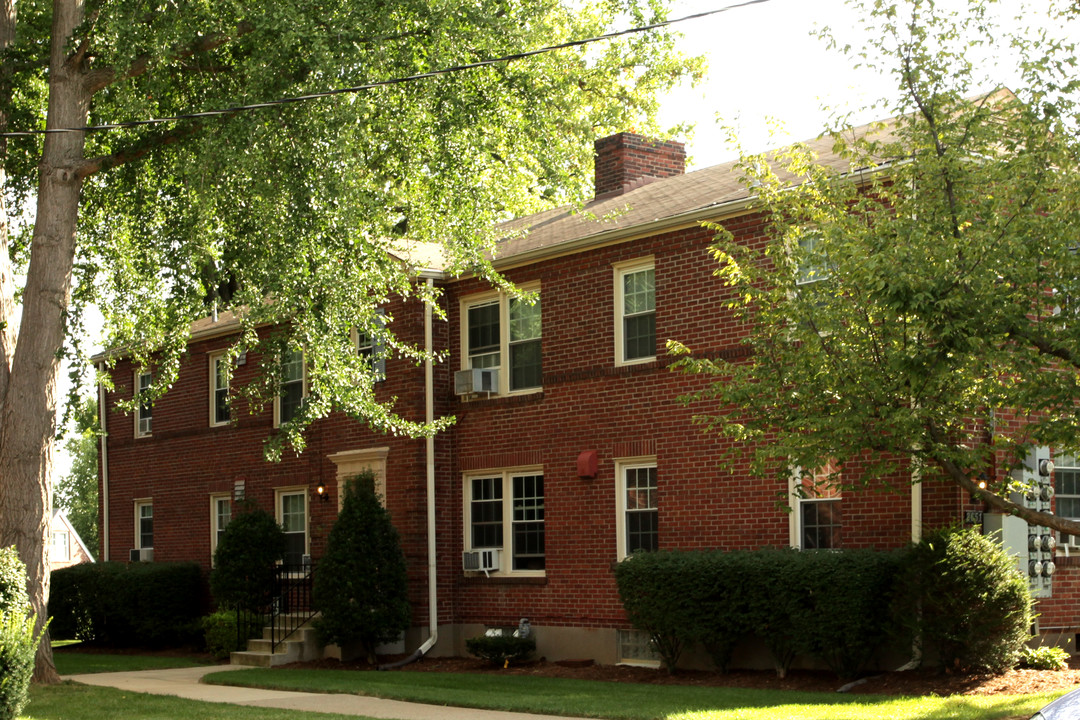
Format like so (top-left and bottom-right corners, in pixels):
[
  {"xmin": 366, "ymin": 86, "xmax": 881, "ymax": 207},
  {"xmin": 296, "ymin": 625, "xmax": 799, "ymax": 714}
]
[
  {"xmin": 209, "ymin": 353, "xmax": 230, "ymax": 426},
  {"xmin": 615, "ymin": 259, "xmax": 656, "ymax": 365},
  {"xmin": 210, "ymin": 495, "xmax": 231, "ymax": 560},
  {"xmin": 51, "ymin": 531, "xmax": 70, "ymax": 562},
  {"xmin": 276, "ymin": 350, "xmax": 306, "ymax": 426},
  {"xmin": 355, "ymin": 309, "xmax": 387, "ymax": 381},
  {"xmin": 790, "ymin": 464, "xmax": 842, "ymax": 550},
  {"xmin": 464, "ymin": 469, "xmax": 545, "ymax": 573},
  {"xmin": 1055, "ymin": 456, "xmax": 1080, "ymax": 548},
  {"xmin": 794, "ymin": 232, "xmax": 831, "ymax": 286},
  {"xmin": 135, "ymin": 500, "xmax": 154, "ymax": 550},
  {"xmin": 277, "ymin": 489, "xmax": 308, "ymax": 566},
  {"xmin": 461, "ymin": 287, "xmax": 542, "ymax": 394},
  {"xmin": 135, "ymin": 371, "xmax": 153, "ymax": 437},
  {"xmin": 616, "ymin": 458, "xmax": 658, "ymax": 560}
]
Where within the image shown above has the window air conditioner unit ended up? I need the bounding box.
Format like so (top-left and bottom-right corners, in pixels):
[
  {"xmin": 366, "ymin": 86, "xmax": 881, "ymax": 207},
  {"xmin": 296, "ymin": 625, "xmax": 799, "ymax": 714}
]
[
  {"xmin": 463, "ymin": 548, "xmax": 501, "ymax": 576},
  {"xmin": 129, "ymin": 548, "xmax": 153, "ymax": 562},
  {"xmin": 454, "ymin": 368, "xmax": 498, "ymax": 396}
]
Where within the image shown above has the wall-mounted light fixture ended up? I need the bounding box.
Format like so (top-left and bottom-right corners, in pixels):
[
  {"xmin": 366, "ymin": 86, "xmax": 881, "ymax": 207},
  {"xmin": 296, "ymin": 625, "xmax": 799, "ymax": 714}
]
[{"xmin": 315, "ymin": 481, "xmax": 329, "ymax": 502}]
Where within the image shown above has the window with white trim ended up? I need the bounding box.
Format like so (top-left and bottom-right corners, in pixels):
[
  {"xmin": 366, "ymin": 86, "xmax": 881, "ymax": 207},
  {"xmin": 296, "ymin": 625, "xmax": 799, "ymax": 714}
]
[
  {"xmin": 277, "ymin": 489, "xmax": 308, "ymax": 566},
  {"xmin": 790, "ymin": 464, "xmax": 842, "ymax": 550},
  {"xmin": 464, "ymin": 469, "xmax": 545, "ymax": 573},
  {"xmin": 616, "ymin": 458, "xmax": 658, "ymax": 560},
  {"xmin": 614, "ymin": 260, "xmax": 655, "ymax": 365},
  {"xmin": 135, "ymin": 501, "xmax": 154, "ymax": 550},
  {"xmin": 210, "ymin": 353, "xmax": 231, "ymax": 426},
  {"xmin": 794, "ymin": 231, "xmax": 831, "ymax": 286},
  {"xmin": 210, "ymin": 495, "xmax": 231, "ymax": 560},
  {"xmin": 51, "ymin": 531, "xmax": 70, "ymax": 562},
  {"xmin": 135, "ymin": 371, "xmax": 153, "ymax": 437},
  {"xmin": 461, "ymin": 287, "xmax": 542, "ymax": 394},
  {"xmin": 1055, "ymin": 456, "xmax": 1080, "ymax": 547},
  {"xmin": 355, "ymin": 309, "xmax": 387, "ymax": 381},
  {"xmin": 275, "ymin": 350, "xmax": 306, "ymax": 426}
]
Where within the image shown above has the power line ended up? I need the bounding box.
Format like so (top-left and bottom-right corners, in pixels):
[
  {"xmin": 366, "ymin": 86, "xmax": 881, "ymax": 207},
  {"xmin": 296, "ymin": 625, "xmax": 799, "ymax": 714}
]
[{"xmin": 2, "ymin": 0, "xmax": 770, "ymax": 138}]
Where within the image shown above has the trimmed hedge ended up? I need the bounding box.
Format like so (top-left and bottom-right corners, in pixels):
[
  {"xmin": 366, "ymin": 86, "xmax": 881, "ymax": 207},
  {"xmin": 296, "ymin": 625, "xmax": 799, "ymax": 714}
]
[
  {"xmin": 49, "ymin": 561, "xmax": 204, "ymax": 647},
  {"xmin": 615, "ymin": 548, "xmax": 901, "ymax": 678}
]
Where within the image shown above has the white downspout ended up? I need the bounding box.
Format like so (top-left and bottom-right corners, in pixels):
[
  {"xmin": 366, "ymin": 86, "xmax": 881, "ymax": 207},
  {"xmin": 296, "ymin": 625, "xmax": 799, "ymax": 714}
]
[
  {"xmin": 97, "ymin": 362, "xmax": 110, "ymax": 561},
  {"xmin": 421, "ymin": 276, "xmax": 438, "ymax": 654},
  {"xmin": 382, "ymin": 278, "xmax": 439, "ymax": 670}
]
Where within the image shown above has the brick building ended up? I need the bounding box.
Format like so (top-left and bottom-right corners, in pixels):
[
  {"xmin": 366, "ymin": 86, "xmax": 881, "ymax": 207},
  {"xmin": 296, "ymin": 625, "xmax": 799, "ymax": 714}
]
[{"xmin": 95, "ymin": 129, "xmax": 1080, "ymax": 665}]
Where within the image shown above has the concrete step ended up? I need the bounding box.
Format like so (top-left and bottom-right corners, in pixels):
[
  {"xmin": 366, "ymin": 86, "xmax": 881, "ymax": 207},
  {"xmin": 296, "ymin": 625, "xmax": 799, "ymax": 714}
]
[{"xmin": 230, "ymin": 616, "xmax": 322, "ymax": 667}]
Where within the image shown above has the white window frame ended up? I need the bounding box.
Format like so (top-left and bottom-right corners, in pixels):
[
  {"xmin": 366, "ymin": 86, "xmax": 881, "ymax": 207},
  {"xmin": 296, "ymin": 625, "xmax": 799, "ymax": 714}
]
[
  {"xmin": 209, "ymin": 494, "xmax": 231, "ymax": 561},
  {"xmin": 273, "ymin": 350, "xmax": 307, "ymax": 427},
  {"xmin": 462, "ymin": 467, "xmax": 545, "ymax": 576},
  {"xmin": 135, "ymin": 371, "xmax": 153, "ymax": 438},
  {"xmin": 51, "ymin": 530, "xmax": 70, "ymax": 562},
  {"xmin": 209, "ymin": 352, "xmax": 231, "ymax": 427},
  {"xmin": 459, "ymin": 284, "xmax": 542, "ymax": 396},
  {"xmin": 276, "ymin": 487, "xmax": 309, "ymax": 566},
  {"xmin": 135, "ymin": 499, "xmax": 154, "ymax": 550},
  {"xmin": 1054, "ymin": 455, "xmax": 1080, "ymax": 548},
  {"xmin": 613, "ymin": 258, "xmax": 656, "ymax": 366},
  {"xmin": 788, "ymin": 466, "xmax": 842, "ymax": 550},
  {"xmin": 794, "ymin": 231, "xmax": 831, "ymax": 286},
  {"xmin": 615, "ymin": 456, "xmax": 658, "ymax": 561}
]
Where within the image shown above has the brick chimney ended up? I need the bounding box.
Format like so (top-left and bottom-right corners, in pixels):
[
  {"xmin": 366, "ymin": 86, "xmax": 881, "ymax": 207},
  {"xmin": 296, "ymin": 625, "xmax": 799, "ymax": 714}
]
[{"xmin": 593, "ymin": 133, "xmax": 686, "ymax": 198}]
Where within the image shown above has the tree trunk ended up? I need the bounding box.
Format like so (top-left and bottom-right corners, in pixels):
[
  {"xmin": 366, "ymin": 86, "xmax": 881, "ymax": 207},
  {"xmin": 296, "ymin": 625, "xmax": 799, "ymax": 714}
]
[{"xmin": 0, "ymin": 0, "xmax": 90, "ymax": 685}]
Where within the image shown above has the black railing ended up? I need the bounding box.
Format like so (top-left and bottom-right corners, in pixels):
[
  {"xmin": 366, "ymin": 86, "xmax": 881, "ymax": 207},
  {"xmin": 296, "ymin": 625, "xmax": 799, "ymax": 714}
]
[{"xmin": 235, "ymin": 560, "xmax": 317, "ymax": 655}]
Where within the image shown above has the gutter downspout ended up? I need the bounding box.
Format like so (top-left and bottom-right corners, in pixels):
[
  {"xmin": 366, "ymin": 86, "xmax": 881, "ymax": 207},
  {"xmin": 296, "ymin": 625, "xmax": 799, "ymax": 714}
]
[
  {"xmin": 895, "ymin": 458, "xmax": 924, "ymax": 672},
  {"xmin": 96, "ymin": 362, "xmax": 110, "ymax": 561},
  {"xmin": 381, "ymin": 277, "xmax": 438, "ymax": 669}
]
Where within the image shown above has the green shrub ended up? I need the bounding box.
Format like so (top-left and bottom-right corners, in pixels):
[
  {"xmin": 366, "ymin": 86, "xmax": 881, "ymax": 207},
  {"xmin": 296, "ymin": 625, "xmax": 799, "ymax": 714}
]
[
  {"xmin": 210, "ymin": 504, "xmax": 285, "ymax": 612},
  {"xmin": 202, "ymin": 610, "xmax": 261, "ymax": 660},
  {"xmin": 313, "ymin": 472, "xmax": 411, "ymax": 663},
  {"xmin": 0, "ymin": 609, "xmax": 39, "ymax": 720},
  {"xmin": 897, "ymin": 527, "xmax": 1033, "ymax": 673},
  {"xmin": 465, "ymin": 634, "xmax": 536, "ymax": 666},
  {"xmin": 0, "ymin": 547, "xmax": 28, "ymax": 615},
  {"xmin": 614, "ymin": 551, "xmax": 701, "ymax": 673},
  {"xmin": 786, "ymin": 549, "xmax": 902, "ymax": 679},
  {"xmin": 0, "ymin": 549, "xmax": 39, "ymax": 720},
  {"xmin": 615, "ymin": 547, "xmax": 903, "ymax": 678},
  {"xmin": 49, "ymin": 561, "xmax": 204, "ymax": 647},
  {"xmin": 1019, "ymin": 645, "xmax": 1069, "ymax": 671}
]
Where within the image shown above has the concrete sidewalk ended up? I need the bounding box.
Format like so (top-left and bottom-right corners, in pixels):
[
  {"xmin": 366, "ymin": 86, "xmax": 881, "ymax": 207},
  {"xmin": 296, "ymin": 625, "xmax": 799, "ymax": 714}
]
[{"xmin": 65, "ymin": 665, "xmax": 579, "ymax": 720}]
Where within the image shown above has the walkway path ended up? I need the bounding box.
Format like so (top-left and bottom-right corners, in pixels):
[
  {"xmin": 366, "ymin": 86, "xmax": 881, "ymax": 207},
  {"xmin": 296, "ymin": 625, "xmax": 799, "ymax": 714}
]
[{"xmin": 65, "ymin": 665, "xmax": 580, "ymax": 720}]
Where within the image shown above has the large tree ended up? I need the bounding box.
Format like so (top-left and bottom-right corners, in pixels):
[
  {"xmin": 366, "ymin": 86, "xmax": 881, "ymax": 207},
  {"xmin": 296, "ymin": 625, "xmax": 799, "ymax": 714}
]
[
  {"xmin": 0, "ymin": 0, "xmax": 700, "ymax": 682},
  {"xmin": 674, "ymin": 0, "xmax": 1080, "ymax": 533}
]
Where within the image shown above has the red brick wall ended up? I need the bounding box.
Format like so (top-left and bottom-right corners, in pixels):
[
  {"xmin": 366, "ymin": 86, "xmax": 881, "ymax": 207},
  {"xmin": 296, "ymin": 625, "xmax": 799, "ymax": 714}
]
[
  {"xmin": 594, "ymin": 133, "xmax": 686, "ymax": 197},
  {"xmin": 100, "ymin": 206, "xmax": 1070, "ymax": 648}
]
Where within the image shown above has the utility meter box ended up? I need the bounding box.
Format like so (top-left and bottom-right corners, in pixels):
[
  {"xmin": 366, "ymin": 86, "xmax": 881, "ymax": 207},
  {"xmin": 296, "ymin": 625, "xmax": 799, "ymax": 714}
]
[{"xmin": 985, "ymin": 446, "xmax": 1055, "ymax": 598}]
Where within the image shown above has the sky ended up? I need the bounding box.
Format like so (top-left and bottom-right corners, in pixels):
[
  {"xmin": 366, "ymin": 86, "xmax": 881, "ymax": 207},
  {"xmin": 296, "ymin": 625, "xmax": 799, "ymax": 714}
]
[
  {"xmin": 655, "ymin": 0, "xmax": 1063, "ymax": 168},
  {"xmin": 52, "ymin": 0, "xmax": 1074, "ymax": 479}
]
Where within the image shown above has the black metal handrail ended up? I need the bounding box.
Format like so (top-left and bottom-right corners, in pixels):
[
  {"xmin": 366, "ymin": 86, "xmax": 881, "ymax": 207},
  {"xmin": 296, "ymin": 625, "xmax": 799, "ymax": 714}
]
[
  {"xmin": 270, "ymin": 559, "xmax": 317, "ymax": 653},
  {"xmin": 234, "ymin": 560, "xmax": 317, "ymax": 655}
]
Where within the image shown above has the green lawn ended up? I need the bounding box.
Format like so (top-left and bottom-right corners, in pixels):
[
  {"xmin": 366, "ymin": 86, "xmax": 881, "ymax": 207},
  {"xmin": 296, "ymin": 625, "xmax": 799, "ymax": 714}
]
[
  {"xmin": 205, "ymin": 668, "xmax": 1063, "ymax": 720},
  {"xmin": 19, "ymin": 683, "xmax": 375, "ymax": 720},
  {"xmin": 53, "ymin": 652, "xmax": 214, "ymax": 675}
]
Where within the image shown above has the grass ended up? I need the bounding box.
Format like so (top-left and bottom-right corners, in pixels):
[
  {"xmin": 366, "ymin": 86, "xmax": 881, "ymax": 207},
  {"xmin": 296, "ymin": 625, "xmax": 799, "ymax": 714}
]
[
  {"xmin": 18, "ymin": 683, "xmax": 377, "ymax": 720},
  {"xmin": 53, "ymin": 652, "xmax": 212, "ymax": 675},
  {"xmin": 204, "ymin": 668, "xmax": 1064, "ymax": 720}
]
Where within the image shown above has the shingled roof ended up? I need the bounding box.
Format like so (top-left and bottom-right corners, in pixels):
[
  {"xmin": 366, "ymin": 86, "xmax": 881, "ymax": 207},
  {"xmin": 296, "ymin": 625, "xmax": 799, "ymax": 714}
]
[{"xmin": 490, "ymin": 121, "xmax": 897, "ymax": 268}]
